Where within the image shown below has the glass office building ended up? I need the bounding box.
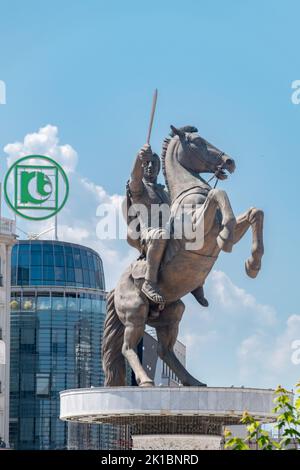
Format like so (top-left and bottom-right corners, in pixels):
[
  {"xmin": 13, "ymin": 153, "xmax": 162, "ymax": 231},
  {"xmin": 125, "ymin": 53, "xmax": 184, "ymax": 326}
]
[{"xmin": 9, "ymin": 240, "xmax": 108, "ymax": 449}]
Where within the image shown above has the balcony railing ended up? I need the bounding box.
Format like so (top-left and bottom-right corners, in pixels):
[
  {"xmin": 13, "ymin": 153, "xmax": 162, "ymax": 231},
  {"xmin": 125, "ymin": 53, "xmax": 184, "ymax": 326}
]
[{"xmin": 0, "ymin": 217, "xmax": 15, "ymax": 236}]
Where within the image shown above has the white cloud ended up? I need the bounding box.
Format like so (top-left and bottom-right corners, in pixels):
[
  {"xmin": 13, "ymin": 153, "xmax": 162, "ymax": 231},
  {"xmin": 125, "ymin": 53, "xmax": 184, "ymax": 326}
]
[
  {"xmin": 4, "ymin": 124, "xmax": 78, "ymax": 173},
  {"xmin": 237, "ymin": 314, "xmax": 300, "ymax": 387},
  {"xmin": 210, "ymin": 270, "xmax": 277, "ymax": 326}
]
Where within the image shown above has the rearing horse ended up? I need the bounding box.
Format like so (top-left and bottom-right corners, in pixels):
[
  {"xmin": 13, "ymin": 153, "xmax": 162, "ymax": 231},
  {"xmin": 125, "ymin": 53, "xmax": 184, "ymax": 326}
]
[{"xmin": 102, "ymin": 126, "xmax": 264, "ymax": 387}]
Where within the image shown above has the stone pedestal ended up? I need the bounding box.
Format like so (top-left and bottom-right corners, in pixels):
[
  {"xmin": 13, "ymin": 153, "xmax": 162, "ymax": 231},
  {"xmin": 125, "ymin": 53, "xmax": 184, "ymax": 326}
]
[
  {"xmin": 60, "ymin": 386, "xmax": 278, "ymax": 450},
  {"xmin": 132, "ymin": 434, "xmax": 222, "ymax": 450}
]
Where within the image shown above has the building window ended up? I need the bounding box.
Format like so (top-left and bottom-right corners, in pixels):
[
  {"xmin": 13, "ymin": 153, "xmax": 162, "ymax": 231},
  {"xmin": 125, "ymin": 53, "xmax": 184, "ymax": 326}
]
[
  {"xmin": 20, "ymin": 328, "xmax": 35, "ymax": 345},
  {"xmin": 31, "ymin": 266, "xmax": 42, "ymax": 283},
  {"xmin": 55, "ymin": 266, "xmax": 65, "ymax": 284},
  {"xmin": 83, "ymin": 269, "xmax": 90, "ymax": 286},
  {"xmin": 18, "ymin": 267, "xmax": 29, "ymax": 285},
  {"xmin": 73, "ymin": 249, "xmax": 81, "ymax": 268},
  {"xmin": 20, "ymin": 417, "xmax": 34, "ymax": 442},
  {"xmin": 87, "ymin": 252, "xmax": 94, "ymax": 270},
  {"xmin": 37, "ymin": 329, "xmax": 51, "ymax": 355},
  {"xmin": 21, "ymin": 297, "xmax": 36, "ymax": 311},
  {"xmin": 21, "ymin": 373, "xmax": 35, "ymax": 392},
  {"xmin": 79, "ymin": 296, "xmax": 92, "ymax": 313},
  {"xmin": 80, "ymin": 250, "xmax": 88, "ymax": 269},
  {"xmin": 67, "ymin": 268, "xmax": 75, "ymax": 283},
  {"xmin": 54, "ymin": 250, "xmax": 65, "ymax": 267},
  {"xmin": 52, "ymin": 295, "xmax": 66, "ymax": 311},
  {"xmin": 43, "ymin": 266, "xmax": 55, "ymax": 284},
  {"xmin": 31, "ymin": 252, "xmax": 42, "ymax": 266},
  {"xmin": 42, "ymin": 243, "xmax": 54, "ymax": 266},
  {"xmin": 18, "ymin": 245, "xmax": 29, "ymax": 267},
  {"xmin": 66, "ymin": 294, "xmax": 77, "ymax": 311},
  {"xmin": 66, "ymin": 253, "xmax": 74, "ymax": 268},
  {"xmin": 36, "ymin": 373, "xmax": 50, "ymax": 396},
  {"xmin": 10, "ymin": 297, "xmax": 20, "ymax": 311},
  {"xmin": 10, "ymin": 372, "xmax": 19, "ymax": 392},
  {"xmin": 75, "ymin": 268, "xmax": 83, "ymax": 285},
  {"xmin": 37, "ymin": 296, "xmax": 51, "ymax": 311}
]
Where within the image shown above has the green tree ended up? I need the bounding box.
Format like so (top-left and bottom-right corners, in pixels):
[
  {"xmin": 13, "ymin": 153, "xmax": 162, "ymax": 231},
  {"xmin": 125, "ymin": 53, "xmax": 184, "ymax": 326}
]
[{"xmin": 224, "ymin": 381, "xmax": 300, "ymax": 450}]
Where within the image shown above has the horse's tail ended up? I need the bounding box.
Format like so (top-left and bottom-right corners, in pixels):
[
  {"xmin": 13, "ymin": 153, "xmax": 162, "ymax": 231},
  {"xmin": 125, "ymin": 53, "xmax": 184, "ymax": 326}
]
[{"xmin": 102, "ymin": 289, "xmax": 126, "ymax": 386}]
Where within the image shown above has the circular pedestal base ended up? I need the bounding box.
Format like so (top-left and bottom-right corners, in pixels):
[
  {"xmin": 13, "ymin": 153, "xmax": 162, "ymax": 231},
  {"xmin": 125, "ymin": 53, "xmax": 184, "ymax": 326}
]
[
  {"xmin": 60, "ymin": 386, "xmax": 278, "ymax": 450},
  {"xmin": 132, "ymin": 434, "xmax": 222, "ymax": 450},
  {"xmin": 60, "ymin": 386, "xmax": 277, "ymax": 425}
]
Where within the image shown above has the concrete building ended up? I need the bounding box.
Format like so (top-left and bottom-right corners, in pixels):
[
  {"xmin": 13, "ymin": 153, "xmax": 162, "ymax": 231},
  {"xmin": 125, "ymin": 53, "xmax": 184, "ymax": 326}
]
[
  {"xmin": 9, "ymin": 240, "xmax": 107, "ymax": 449},
  {"xmin": 143, "ymin": 327, "xmax": 186, "ymax": 387},
  {"xmin": 0, "ymin": 217, "xmax": 16, "ymax": 448}
]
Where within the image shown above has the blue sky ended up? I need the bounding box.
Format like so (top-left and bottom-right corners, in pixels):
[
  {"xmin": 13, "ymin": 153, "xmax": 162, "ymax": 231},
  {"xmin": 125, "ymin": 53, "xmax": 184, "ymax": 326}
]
[{"xmin": 1, "ymin": 0, "xmax": 300, "ymax": 388}]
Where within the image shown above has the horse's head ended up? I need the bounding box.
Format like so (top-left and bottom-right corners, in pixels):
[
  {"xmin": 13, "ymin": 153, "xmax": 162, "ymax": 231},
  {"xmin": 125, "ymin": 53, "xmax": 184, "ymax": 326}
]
[{"xmin": 170, "ymin": 125, "xmax": 235, "ymax": 181}]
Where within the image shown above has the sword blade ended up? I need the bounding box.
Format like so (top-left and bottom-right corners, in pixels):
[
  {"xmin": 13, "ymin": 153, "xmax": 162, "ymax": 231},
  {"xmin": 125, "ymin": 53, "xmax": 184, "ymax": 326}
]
[{"xmin": 146, "ymin": 88, "xmax": 158, "ymax": 144}]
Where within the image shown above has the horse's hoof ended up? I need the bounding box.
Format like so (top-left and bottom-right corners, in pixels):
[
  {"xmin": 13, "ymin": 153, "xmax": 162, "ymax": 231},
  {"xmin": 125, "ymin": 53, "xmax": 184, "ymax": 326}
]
[
  {"xmin": 199, "ymin": 298, "xmax": 209, "ymax": 307},
  {"xmin": 194, "ymin": 381, "xmax": 207, "ymax": 387},
  {"xmin": 139, "ymin": 380, "xmax": 154, "ymax": 387},
  {"xmin": 184, "ymin": 379, "xmax": 207, "ymax": 387},
  {"xmin": 245, "ymin": 259, "xmax": 260, "ymax": 278}
]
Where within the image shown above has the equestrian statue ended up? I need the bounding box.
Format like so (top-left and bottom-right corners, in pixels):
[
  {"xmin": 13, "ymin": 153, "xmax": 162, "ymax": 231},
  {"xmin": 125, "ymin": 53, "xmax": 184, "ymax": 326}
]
[{"xmin": 102, "ymin": 99, "xmax": 264, "ymax": 388}]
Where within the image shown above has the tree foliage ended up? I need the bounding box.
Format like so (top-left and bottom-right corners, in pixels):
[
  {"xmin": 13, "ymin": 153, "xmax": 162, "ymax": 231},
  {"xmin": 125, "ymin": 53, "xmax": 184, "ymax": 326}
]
[{"xmin": 224, "ymin": 381, "xmax": 300, "ymax": 450}]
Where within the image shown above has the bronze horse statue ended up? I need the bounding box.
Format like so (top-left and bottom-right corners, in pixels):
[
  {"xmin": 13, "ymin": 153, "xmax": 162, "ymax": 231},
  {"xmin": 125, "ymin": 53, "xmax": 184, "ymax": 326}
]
[{"xmin": 102, "ymin": 126, "xmax": 264, "ymax": 387}]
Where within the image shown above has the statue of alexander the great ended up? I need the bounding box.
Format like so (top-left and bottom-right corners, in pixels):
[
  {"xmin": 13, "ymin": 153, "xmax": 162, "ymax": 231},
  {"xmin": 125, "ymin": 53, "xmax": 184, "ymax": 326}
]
[{"xmin": 102, "ymin": 94, "xmax": 264, "ymax": 387}]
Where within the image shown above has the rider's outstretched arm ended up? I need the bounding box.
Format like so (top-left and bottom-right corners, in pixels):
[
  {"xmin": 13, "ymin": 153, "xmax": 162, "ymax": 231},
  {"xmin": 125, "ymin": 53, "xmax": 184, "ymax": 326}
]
[{"xmin": 129, "ymin": 143, "xmax": 152, "ymax": 194}]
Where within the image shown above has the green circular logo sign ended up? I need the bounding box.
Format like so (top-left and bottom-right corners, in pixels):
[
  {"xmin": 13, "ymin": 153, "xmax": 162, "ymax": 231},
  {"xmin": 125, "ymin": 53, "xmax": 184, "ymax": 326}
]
[{"xmin": 4, "ymin": 155, "xmax": 69, "ymax": 221}]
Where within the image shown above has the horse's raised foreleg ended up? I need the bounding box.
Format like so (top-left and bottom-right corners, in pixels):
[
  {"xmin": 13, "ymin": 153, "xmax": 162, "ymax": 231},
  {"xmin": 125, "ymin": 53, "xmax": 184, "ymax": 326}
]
[
  {"xmin": 154, "ymin": 300, "xmax": 206, "ymax": 386},
  {"xmin": 211, "ymin": 189, "xmax": 236, "ymax": 252},
  {"xmin": 193, "ymin": 188, "xmax": 236, "ymax": 252},
  {"xmin": 234, "ymin": 207, "xmax": 264, "ymax": 278},
  {"xmin": 122, "ymin": 319, "xmax": 154, "ymax": 387}
]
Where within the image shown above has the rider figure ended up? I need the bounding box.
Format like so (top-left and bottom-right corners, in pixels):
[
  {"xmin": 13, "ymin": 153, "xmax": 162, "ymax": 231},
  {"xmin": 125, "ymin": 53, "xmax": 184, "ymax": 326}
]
[
  {"xmin": 128, "ymin": 143, "xmax": 169, "ymax": 304},
  {"xmin": 127, "ymin": 141, "xmax": 209, "ymax": 309}
]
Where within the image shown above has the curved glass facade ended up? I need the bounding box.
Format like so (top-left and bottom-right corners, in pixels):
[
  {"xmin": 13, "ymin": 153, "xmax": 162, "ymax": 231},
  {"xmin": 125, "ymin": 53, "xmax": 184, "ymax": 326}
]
[
  {"xmin": 11, "ymin": 241, "xmax": 105, "ymax": 290},
  {"xmin": 9, "ymin": 240, "xmax": 109, "ymax": 450}
]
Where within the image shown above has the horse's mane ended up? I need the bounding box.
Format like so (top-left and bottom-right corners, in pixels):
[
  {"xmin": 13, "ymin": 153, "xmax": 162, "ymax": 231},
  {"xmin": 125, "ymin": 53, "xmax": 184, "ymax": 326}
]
[{"xmin": 160, "ymin": 126, "xmax": 198, "ymax": 195}]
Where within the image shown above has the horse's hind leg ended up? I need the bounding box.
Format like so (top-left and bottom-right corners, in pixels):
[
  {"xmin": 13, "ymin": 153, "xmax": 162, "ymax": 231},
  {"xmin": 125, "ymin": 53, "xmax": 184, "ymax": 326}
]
[
  {"xmin": 155, "ymin": 300, "xmax": 206, "ymax": 387},
  {"xmin": 234, "ymin": 207, "xmax": 264, "ymax": 278},
  {"xmin": 122, "ymin": 319, "xmax": 154, "ymax": 387}
]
